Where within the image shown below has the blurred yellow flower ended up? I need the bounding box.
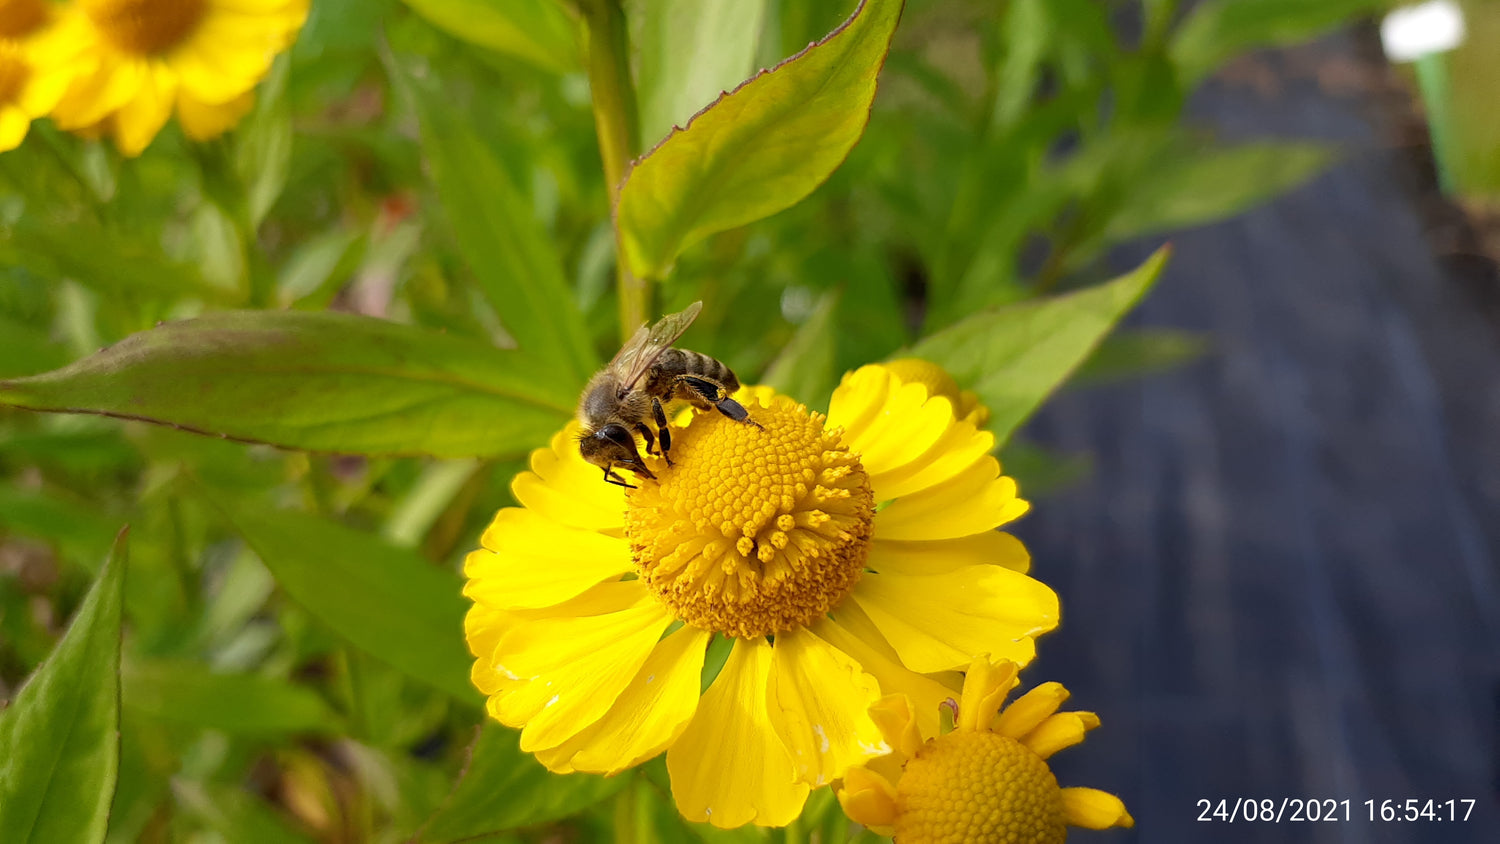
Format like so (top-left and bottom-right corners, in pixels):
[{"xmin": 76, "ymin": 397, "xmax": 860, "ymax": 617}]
[
  {"xmin": 0, "ymin": 0, "xmax": 71, "ymax": 151},
  {"xmin": 838, "ymin": 656, "xmax": 1134, "ymax": 842},
  {"xmin": 33, "ymin": 0, "xmax": 307, "ymax": 155},
  {"xmin": 465, "ymin": 362, "xmax": 1057, "ymax": 828}
]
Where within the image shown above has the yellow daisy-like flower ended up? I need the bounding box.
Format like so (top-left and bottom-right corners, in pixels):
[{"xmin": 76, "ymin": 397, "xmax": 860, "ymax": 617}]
[
  {"xmin": 464, "ymin": 362, "xmax": 1060, "ymax": 828},
  {"xmin": 0, "ymin": 0, "xmax": 72, "ymax": 151},
  {"xmin": 33, "ymin": 0, "xmax": 307, "ymax": 155},
  {"xmin": 839, "ymin": 656, "xmax": 1134, "ymax": 842}
]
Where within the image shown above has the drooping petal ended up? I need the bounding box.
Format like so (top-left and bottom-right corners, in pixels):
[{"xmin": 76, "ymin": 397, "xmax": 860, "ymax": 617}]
[
  {"xmin": 512, "ymin": 425, "xmax": 627, "ymax": 532},
  {"xmin": 767, "ymin": 628, "xmax": 888, "ymax": 788},
  {"xmin": 489, "ymin": 590, "xmax": 673, "ymax": 751},
  {"xmin": 874, "ymin": 455, "xmax": 1029, "ymax": 540},
  {"xmin": 464, "ymin": 508, "xmax": 632, "ymax": 610},
  {"xmin": 837, "ymin": 766, "xmax": 899, "ymax": 835},
  {"xmin": 851, "ymin": 567, "xmax": 1059, "ymax": 673},
  {"xmin": 534, "ymin": 625, "xmax": 711, "ymax": 774},
  {"xmin": 869, "ymin": 530, "xmax": 1030, "ymax": 576},
  {"xmin": 667, "ymin": 638, "xmax": 809, "ymax": 828},
  {"xmin": 1061, "ymin": 787, "xmax": 1135, "ymax": 829},
  {"xmin": 814, "ymin": 612, "xmax": 959, "ymax": 741},
  {"xmin": 464, "ymin": 603, "xmax": 519, "ymax": 696},
  {"xmin": 0, "ymin": 108, "xmax": 27, "ymax": 151},
  {"xmin": 176, "ymin": 89, "xmax": 253, "ymax": 139},
  {"xmin": 993, "ymin": 681, "xmax": 1070, "ymax": 740},
  {"xmin": 1021, "ymin": 711, "xmax": 1100, "ymax": 760},
  {"xmin": 111, "ymin": 62, "xmax": 175, "ymax": 156}
]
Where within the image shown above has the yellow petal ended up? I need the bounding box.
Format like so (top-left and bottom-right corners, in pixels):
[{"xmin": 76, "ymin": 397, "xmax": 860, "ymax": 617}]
[
  {"xmin": 767, "ymin": 628, "xmax": 888, "ymax": 788},
  {"xmin": 1021, "ymin": 711, "xmax": 1099, "ymax": 760},
  {"xmin": 1060, "ymin": 787, "xmax": 1134, "ymax": 829},
  {"xmin": 874, "ymin": 455, "xmax": 1029, "ymax": 540},
  {"xmin": 956, "ymin": 655, "xmax": 1018, "ymax": 732},
  {"xmin": 851, "ymin": 567, "xmax": 1059, "ymax": 673},
  {"xmin": 869, "ymin": 530, "xmax": 1029, "ymax": 576},
  {"xmin": 111, "ymin": 62, "xmax": 175, "ymax": 156},
  {"xmin": 490, "ymin": 592, "xmax": 673, "ymax": 750},
  {"xmin": 176, "ymin": 89, "xmax": 253, "ymax": 139},
  {"xmin": 52, "ymin": 58, "xmax": 143, "ymax": 130},
  {"xmin": 464, "ymin": 603, "xmax": 519, "ymax": 696},
  {"xmin": 666, "ymin": 638, "xmax": 809, "ymax": 828},
  {"xmin": 169, "ymin": 31, "xmax": 273, "ymax": 103},
  {"xmin": 867, "ymin": 693, "xmax": 922, "ymax": 760},
  {"xmin": 813, "ymin": 611, "xmax": 959, "ymax": 741},
  {"xmin": 993, "ymin": 681, "xmax": 1069, "ymax": 741},
  {"xmin": 534, "ymin": 625, "xmax": 710, "ymax": 774},
  {"xmin": 836, "ymin": 766, "xmax": 899, "ymax": 835},
  {"xmin": 511, "ymin": 425, "xmax": 627, "ymax": 532},
  {"xmin": 868, "ymin": 411, "xmax": 994, "ymax": 500},
  {"xmin": 0, "ymin": 107, "xmax": 28, "ymax": 151},
  {"xmin": 464, "ymin": 508, "xmax": 631, "ymax": 610}
]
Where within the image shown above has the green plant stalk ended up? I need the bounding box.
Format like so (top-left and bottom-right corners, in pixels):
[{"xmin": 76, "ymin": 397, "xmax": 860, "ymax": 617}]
[
  {"xmin": 1414, "ymin": 52, "xmax": 1458, "ymax": 195},
  {"xmin": 579, "ymin": 0, "xmax": 648, "ymax": 341}
]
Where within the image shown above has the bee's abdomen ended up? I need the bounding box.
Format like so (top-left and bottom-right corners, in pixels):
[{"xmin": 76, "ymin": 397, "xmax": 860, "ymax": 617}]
[{"xmin": 651, "ymin": 348, "xmax": 740, "ymax": 394}]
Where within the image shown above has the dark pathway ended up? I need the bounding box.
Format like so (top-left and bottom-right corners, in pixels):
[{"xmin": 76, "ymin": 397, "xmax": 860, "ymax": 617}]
[{"xmin": 1013, "ymin": 31, "xmax": 1500, "ymax": 843}]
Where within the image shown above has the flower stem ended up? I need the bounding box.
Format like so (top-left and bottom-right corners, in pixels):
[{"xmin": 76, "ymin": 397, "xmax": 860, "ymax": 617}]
[{"xmin": 578, "ymin": 0, "xmax": 647, "ymax": 341}]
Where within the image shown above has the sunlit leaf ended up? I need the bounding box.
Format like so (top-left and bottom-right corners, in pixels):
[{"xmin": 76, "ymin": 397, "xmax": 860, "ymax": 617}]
[
  {"xmin": 123, "ymin": 661, "xmax": 341, "ymax": 735},
  {"xmin": 400, "ymin": 60, "xmax": 597, "ymax": 386},
  {"xmin": 0, "ymin": 529, "xmax": 127, "ymax": 844},
  {"xmin": 616, "ymin": 0, "xmax": 904, "ymax": 279},
  {"xmin": 1171, "ymin": 0, "xmax": 1388, "ymax": 83},
  {"xmin": 636, "ymin": 0, "xmax": 769, "ymax": 148},
  {"xmin": 1105, "ymin": 141, "xmax": 1334, "ymax": 240},
  {"xmin": 222, "ymin": 504, "xmax": 477, "ymax": 704},
  {"xmin": 421, "ymin": 724, "xmax": 627, "ymax": 840},
  {"xmin": 911, "ymin": 247, "xmax": 1170, "ymax": 444},
  {"xmin": 403, "ymin": 0, "xmax": 578, "ymax": 73},
  {"xmin": 0, "ymin": 311, "xmax": 573, "ymax": 458}
]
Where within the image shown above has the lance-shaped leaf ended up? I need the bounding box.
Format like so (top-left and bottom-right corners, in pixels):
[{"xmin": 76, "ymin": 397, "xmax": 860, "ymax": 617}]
[
  {"xmin": 0, "ymin": 529, "xmax": 127, "ymax": 844},
  {"xmin": 421, "ymin": 724, "xmax": 627, "ymax": 841},
  {"xmin": 616, "ymin": 0, "xmax": 904, "ymax": 279},
  {"xmin": 911, "ymin": 247, "xmax": 1171, "ymax": 445},
  {"xmin": 0, "ymin": 311, "xmax": 573, "ymax": 459},
  {"xmin": 402, "ymin": 0, "xmax": 579, "ymax": 74},
  {"xmin": 222, "ymin": 504, "xmax": 477, "ymax": 704}
]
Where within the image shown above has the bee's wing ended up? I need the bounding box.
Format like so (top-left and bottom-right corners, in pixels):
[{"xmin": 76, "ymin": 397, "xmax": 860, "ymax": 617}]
[{"xmin": 612, "ymin": 301, "xmax": 703, "ymax": 390}]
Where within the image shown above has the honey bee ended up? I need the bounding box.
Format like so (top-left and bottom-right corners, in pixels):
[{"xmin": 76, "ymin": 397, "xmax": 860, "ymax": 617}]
[{"xmin": 578, "ymin": 301, "xmax": 759, "ymax": 488}]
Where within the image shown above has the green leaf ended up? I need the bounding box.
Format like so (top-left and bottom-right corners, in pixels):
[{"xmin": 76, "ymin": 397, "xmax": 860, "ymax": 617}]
[
  {"xmin": 1073, "ymin": 329, "xmax": 1209, "ymax": 385},
  {"xmin": 0, "ymin": 220, "xmax": 227, "ymax": 304},
  {"xmin": 761, "ymin": 289, "xmax": 839, "ymax": 408},
  {"xmin": 1171, "ymin": 0, "xmax": 1388, "ymax": 83},
  {"xmin": 172, "ymin": 781, "xmax": 320, "ymax": 844},
  {"xmin": 616, "ymin": 0, "xmax": 904, "ymax": 279},
  {"xmin": 0, "ymin": 311, "xmax": 573, "ymax": 459},
  {"xmin": 0, "ymin": 314, "xmax": 68, "ymax": 378},
  {"xmin": 0, "ymin": 528, "xmax": 127, "ymax": 844},
  {"xmin": 122, "ymin": 661, "xmax": 341, "ymax": 735},
  {"xmin": 402, "ymin": 0, "xmax": 579, "ymax": 73},
  {"xmin": 636, "ymin": 0, "xmax": 769, "ymax": 148},
  {"xmin": 400, "ymin": 61, "xmax": 597, "ymax": 386},
  {"xmin": 910, "ymin": 247, "xmax": 1171, "ymax": 444},
  {"xmin": 421, "ymin": 724, "xmax": 627, "ymax": 840},
  {"xmin": 1104, "ymin": 141, "xmax": 1334, "ymax": 240},
  {"xmin": 235, "ymin": 57, "xmax": 293, "ymax": 229},
  {"xmin": 221, "ymin": 504, "xmax": 477, "ymax": 704}
]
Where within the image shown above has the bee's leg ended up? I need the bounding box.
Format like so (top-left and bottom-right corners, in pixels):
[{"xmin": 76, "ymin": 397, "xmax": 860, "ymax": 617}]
[
  {"xmin": 603, "ymin": 465, "xmax": 637, "ymax": 489},
  {"xmin": 675, "ymin": 376, "xmax": 763, "ymax": 430},
  {"xmin": 634, "ymin": 422, "xmax": 659, "ymax": 457},
  {"xmin": 651, "ymin": 397, "xmax": 674, "ymax": 466}
]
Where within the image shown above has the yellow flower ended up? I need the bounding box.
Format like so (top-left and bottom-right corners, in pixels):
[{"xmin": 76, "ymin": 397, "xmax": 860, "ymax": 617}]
[
  {"xmin": 883, "ymin": 358, "xmax": 989, "ymax": 427},
  {"xmin": 33, "ymin": 0, "xmax": 306, "ymax": 155},
  {"xmin": 838, "ymin": 656, "xmax": 1134, "ymax": 842},
  {"xmin": 465, "ymin": 362, "xmax": 1059, "ymax": 828},
  {"xmin": 0, "ymin": 0, "xmax": 71, "ymax": 152}
]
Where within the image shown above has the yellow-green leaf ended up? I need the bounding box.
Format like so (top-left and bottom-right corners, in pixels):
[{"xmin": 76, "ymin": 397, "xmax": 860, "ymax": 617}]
[
  {"xmin": 402, "ymin": 0, "xmax": 579, "ymax": 73},
  {"xmin": 616, "ymin": 0, "xmax": 904, "ymax": 279},
  {"xmin": 0, "ymin": 529, "xmax": 127, "ymax": 844}
]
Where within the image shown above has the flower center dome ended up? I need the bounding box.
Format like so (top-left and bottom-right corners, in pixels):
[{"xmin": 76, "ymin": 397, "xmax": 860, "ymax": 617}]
[
  {"xmin": 0, "ymin": 0, "xmax": 48, "ymax": 39},
  {"xmin": 896, "ymin": 731, "xmax": 1068, "ymax": 844},
  {"xmin": 82, "ymin": 0, "xmax": 207, "ymax": 55},
  {"xmin": 624, "ymin": 396, "xmax": 873, "ymax": 639}
]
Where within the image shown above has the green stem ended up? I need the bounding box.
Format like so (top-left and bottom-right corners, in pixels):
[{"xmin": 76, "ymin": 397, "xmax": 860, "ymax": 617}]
[
  {"xmin": 1414, "ymin": 52, "xmax": 1459, "ymax": 195},
  {"xmin": 578, "ymin": 0, "xmax": 648, "ymax": 340}
]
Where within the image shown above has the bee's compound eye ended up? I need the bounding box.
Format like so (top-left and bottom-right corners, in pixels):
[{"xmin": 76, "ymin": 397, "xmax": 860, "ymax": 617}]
[{"xmin": 600, "ymin": 424, "xmax": 635, "ymax": 450}]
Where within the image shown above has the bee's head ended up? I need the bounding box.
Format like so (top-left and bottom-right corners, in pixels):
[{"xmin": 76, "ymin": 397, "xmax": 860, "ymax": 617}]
[{"xmin": 578, "ymin": 423, "xmax": 656, "ymax": 481}]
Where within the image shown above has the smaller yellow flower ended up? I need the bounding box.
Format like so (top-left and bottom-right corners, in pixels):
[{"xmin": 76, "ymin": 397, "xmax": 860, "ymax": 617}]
[
  {"xmin": 0, "ymin": 0, "xmax": 71, "ymax": 152},
  {"xmin": 839, "ymin": 656, "xmax": 1133, "ymax": 843},
  {"xmin": 33, "ymin": 0, "xmax": 307, "ymax": 155}
]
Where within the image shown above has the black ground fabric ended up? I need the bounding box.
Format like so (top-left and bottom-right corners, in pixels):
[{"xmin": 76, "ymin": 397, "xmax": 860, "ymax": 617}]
[{"xmin": 1012, "ymin": 31, "xmax": 1500, "ymax": 843}]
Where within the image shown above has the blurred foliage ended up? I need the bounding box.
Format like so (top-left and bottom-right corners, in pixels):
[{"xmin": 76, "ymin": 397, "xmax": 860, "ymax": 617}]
[{"xmin": 0, "ymin": 0, "xmax": 1384, "ymax": 840}]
